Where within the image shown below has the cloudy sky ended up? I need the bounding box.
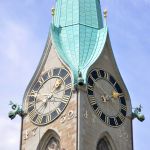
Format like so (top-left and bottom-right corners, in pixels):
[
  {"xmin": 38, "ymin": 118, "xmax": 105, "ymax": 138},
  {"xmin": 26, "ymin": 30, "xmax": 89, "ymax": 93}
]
[{"xmin": 0, "ymin": 0, "xmax": 150, "ymax": 149}]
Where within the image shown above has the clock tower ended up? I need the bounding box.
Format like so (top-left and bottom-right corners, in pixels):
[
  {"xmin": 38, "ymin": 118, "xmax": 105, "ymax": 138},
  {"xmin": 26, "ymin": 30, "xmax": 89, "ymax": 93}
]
[{"xmin": 20, "ymin": 0, "xmax": 133, "ymax": 150}]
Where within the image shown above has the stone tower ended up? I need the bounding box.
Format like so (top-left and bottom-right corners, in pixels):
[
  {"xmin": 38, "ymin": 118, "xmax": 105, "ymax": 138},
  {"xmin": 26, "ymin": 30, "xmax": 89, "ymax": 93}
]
[{"xmin": 20, "ymin": 0, "xmax": 133, "ymax": 150}]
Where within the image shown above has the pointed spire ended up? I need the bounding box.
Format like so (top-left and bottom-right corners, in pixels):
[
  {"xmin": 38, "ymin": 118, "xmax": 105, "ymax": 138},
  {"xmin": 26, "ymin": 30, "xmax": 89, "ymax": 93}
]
[
  {"xmin": 51, "ymin": 0, "xmax": 108, "ymax": 83},
  {"xmin": 53, "ymin": 0, "xmax": 104, "ymax": 29}
]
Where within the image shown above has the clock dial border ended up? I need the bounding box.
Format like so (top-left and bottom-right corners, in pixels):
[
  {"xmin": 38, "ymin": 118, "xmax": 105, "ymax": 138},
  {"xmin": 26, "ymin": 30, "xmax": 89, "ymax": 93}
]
[
  {"xmin": 27, "ymin": 68, "xmax": 72, "ymax": 126},
  {"xmin": 87, "ymin": 69, "xmax": 127, "ymax": 127}
]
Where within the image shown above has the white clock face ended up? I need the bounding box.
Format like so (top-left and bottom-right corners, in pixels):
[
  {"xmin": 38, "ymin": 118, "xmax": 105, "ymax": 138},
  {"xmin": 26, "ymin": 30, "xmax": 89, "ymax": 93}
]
[
  {"xmin": 27, "ymin": 68, "xmax": 72, "ymax": 125},
  {"xmin": 35, "ymin": 77, "xmax": 65, "ymax": 115},
  {"xmin": 87, "ymin": 69, "xmax": 127, "ymax": 127}
]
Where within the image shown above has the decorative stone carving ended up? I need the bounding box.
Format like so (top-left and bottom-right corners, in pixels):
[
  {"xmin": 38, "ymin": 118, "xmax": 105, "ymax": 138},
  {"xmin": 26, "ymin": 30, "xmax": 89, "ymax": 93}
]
[
  {"xmin": 24, "ymin": 130, "xmax": 29, "ymax": 140},
  {"xmin": 60, "ymin": 110, "xmax": 76, "ymax": 123},
  {"xmin": 68, "ymin": 110, "xmax": 74, "ymax": 120},
  {"xmin": 23, "ymin": 127, "xmax": 38, "ymax": 140},
  {"xmin": 60, "ymin": 115, "xmax": 66, "ymax": 123},
  {"xmin": 83, "ymin": 110, "xmax": 88, "ymax": 119}
]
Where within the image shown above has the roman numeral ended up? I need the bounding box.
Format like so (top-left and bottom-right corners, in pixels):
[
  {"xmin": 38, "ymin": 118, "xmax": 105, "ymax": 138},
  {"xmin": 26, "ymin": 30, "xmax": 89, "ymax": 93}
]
[
  {"xmin": 36, "ymin": 115, "xmax": 42, "ymax": 124},
  {"xmin": 62, "ymin": 96, "xmax": 69, "ymax": 104},
  {"xmin": 63, "ymin": 73, "xmax": 69, "ymax": 80},
  {"xmin": 90, "ymin": 75, "xmax": 96, "ymax": 82},
  {"xmin": 48, "ymin": 70, "xmax": 52, "ymax": 78},
  {"xmin": 29, "ymin": 90, "xmax": 37, "ymax": 97},
  {"xmin": 106, "ymin": 116, "xmax": 109, "ymax": 125},
  {"xmin": 95, "ymin": 108, "xmax": 102, "ymax": 116},
  {"xmin": 104, "ymin": 72, "xmax": 108, "ymax": 79},
  {"xmin": 29, "ymin": 110, "xmax": 36, "ymax": 120},
  {"xmin": 121, "ymin": 104, "xmax": 127, "ymax": 111},
  {"xmin": 65, "ymin": 83, "xmax": 72, "ymax": 89},
  {"xmin": 28, "ymin": 100, "xmax": 35, "ymax": 107},
  {"xmin": 114, "ymin": 117, "xmax": 118, "ymax": 126},
  {"xmin": 46, "ymin": 115, "xmax": 50, "ymax": 123},
  {"xmin": 118, "ymin": 113, "xmax": 125, "ymax": 121},
  {"xmin": 88, "ymin": 85, "xmax": 94, "ymax": 91},
  {"xmin": 56, "ymin": 108, "xmax": 61, "ymax": 114},
  {"xmin": 38, "ymin": 77, "xmax": 45, "ymax": 85},
  {"xmin": 89, "ymin": 97, "xmax": 96, "ymax": 105}
]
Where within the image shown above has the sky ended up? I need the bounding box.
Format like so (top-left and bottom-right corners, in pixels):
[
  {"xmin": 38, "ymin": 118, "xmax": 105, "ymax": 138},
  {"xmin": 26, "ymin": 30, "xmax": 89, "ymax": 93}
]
[{"xmin": 0, "ymin": 0, "xmax": 150, "ymax": 149}]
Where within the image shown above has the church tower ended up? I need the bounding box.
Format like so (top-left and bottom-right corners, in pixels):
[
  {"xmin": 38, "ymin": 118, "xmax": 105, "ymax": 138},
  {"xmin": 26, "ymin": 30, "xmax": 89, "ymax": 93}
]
[{"xmin": 20, "ymin": 1, "xmax": 133, "ymax": 150}]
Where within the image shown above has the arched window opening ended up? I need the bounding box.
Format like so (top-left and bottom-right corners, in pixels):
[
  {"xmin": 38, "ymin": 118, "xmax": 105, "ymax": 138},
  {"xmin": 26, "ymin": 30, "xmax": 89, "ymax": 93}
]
[
  {"xmin": 45, "ymin": 137, "xmax": 60, "ymax": 150},
  {"xmin": 97, "ymin": 137, "xmax": 112, "ymax": 150},
  {"xmin": 37, "ymin": 130, "xmax": 60, "ymax": 150}
]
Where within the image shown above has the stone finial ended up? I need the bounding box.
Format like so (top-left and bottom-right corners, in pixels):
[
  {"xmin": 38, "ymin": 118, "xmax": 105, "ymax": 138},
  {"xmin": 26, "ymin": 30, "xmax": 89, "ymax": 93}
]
[
  {"xmin": 103, "ymin": 9, "xmax": 108, "ymax": 26},
  {"xmin": 103, "ymin": 9, "xmax": 108, "ymax": 18},
  {"xmin": 51, "ymin": 7, "xmax": 55, "ymax": 16}
]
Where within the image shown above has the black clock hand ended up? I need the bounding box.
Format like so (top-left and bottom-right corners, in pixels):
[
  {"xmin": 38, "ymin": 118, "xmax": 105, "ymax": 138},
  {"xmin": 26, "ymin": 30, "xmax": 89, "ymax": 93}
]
[
  {"xmin": 37, "ymin": 102, "xmax": 46, "ymax": 113},
  {"xmin": 54, "ymin": 88, "xmax": 64, "ymax": 94},
  {"xmin": 49, "ymin": 98, "xmax": 62, "ymax": 103},
  {"xmin": 52, "ymin": 96, "xmax": 62, "ymax": 100},
  {"xmin": 95, "ymin": 83, "xmax": 109, "ymax": 102}
]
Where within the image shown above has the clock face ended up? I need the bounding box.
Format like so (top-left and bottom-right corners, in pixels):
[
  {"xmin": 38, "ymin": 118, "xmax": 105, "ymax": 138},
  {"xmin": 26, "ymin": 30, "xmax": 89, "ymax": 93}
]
[
  {"xmin": 87, "ymin": 69, "xmax": 127, "ymax": 127},
  {"xmin": 27, "ymin": 68, "xmax": 72, "ymax": 125}
]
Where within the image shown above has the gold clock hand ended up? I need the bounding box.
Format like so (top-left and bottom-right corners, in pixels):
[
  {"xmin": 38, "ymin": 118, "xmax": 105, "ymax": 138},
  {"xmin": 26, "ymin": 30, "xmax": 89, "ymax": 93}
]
[
  {"xmin": 111, "ymin": 90, "xmax": 121, "ymax": 99},
  {"xmin": 51, "ymin": 79, "xmax": 62, "ymax": 93},
  {"xmin": 55, "ymin": 79, "xmax": 62, "ymax": 89}
]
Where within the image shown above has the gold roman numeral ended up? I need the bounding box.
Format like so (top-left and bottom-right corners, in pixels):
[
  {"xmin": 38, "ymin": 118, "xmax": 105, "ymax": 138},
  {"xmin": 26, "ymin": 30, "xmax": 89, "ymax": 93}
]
[
  {"xmin": 56, "ymin": 108, "xmax": 61, "ymax": 114},
  {"xmin": 48, "ymin": 70, "xmax": 52, "ymax": 78},
  {"xmin": 89, "ymin": 96, "xmax": 96, "ymax": 105},
  {"xmin": 63, "ymin": 73, "xmax": 69, "ymax": 80},
  {"xmin": 28, "ymin": 100, "xmax": 35, "ymax": 107},
  {"xmin": 36, "ymin": 115, "xmax": 42, "ymax": 124},
  {"xmin": 62, "ymin": 96, "xmax": 69, "ymax": 104},
  {"xmin": 38, "ymin": 77, "xmax": 45, "ymax": 85},
  {"xmin": 121, "ymin": 104, "xmax": 127, "ymax": 111},
  {"xmin": 106, "ymin": 116, "xmax": 109, "ymax": 125},
  {"xmin": 29, "ymin": 90, "xmax": 37, "ymax": 97},
  {"xmin": 95, "ymin": 108, "xmax": 102, "ymax": 116},
  {"xmin": 65, "ymin": 83, "xmax": 72, "ymax": 89},
  {"xmin": 118, "ymin": 113, "xmax": 125, "ymax": 121},
  {"xmin": 88, "ymin": 85, "xmax": 94, "ymax": 91},
  {"xmin": 29, "ymin": 110, "xmax": 36, "ymax": 120}
]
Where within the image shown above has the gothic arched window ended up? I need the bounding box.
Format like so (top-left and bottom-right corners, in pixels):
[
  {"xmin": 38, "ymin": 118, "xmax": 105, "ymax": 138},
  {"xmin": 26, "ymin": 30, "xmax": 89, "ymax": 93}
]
[
  {"xmin": 97, "ymin": 138, "xmax": 112, "ymax": 150},
  {"xmin": 45, "ymin": 137, "xmax": 60, "ymax": 150},
  {"xmin": 37, "ymin": 130, "xmax": 60, "ymax": 150}
]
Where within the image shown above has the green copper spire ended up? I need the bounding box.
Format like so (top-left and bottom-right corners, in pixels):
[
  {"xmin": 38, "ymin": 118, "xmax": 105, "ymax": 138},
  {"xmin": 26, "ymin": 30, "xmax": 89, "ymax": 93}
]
[
  {"xmin": 51, "ymin": 0, "xmax": 108, "ymax": 84},
  {"xmin": 53, "ymin": 0, "xmax": 103, "ymax": 28}
]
